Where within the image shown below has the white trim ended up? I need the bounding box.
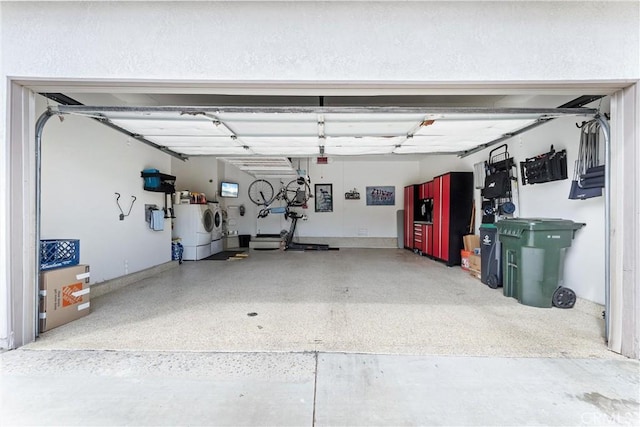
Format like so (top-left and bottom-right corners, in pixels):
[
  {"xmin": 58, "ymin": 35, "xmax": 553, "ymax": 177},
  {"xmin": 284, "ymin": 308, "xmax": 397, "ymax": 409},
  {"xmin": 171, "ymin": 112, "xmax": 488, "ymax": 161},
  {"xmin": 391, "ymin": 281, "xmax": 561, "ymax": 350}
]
[
  {"xmin": 609, "ymin": 83, "xmax": 640, "ymax": 359},
  {"xmin": 12, "ymin": 78, "xmax": 634, "ymax": 97},
  {"xmin": 5, "ymin": 82, "xmax": 37, "ymax": 349}
]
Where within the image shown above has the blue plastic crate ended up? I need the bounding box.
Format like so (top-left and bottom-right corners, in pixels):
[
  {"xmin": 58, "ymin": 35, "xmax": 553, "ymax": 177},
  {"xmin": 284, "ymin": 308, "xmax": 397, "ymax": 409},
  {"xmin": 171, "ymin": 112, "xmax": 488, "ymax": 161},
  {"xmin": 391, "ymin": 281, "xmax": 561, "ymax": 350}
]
[
  {"xmin": 40, "ymin": 239, "xmax": 80, "ymax": 271},
  {"xmin": 142, "ymin": 169, "xmax": 161, "ymax": 189}
]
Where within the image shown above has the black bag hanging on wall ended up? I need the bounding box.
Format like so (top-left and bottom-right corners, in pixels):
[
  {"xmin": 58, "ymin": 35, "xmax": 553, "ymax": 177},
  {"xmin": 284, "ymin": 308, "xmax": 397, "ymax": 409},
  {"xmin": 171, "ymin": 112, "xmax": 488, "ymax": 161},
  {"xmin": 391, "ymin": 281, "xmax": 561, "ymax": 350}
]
[
  {"xmin": 483, "ymin": 170, "xmax": 510, "ymax": 199},
  {"xmin": 520, "ymin": 145, "xmax": 568, "ymax": 185},
  {"xmin": 482, "ymin": 144, "xmax": 512, "ymax": 200}
]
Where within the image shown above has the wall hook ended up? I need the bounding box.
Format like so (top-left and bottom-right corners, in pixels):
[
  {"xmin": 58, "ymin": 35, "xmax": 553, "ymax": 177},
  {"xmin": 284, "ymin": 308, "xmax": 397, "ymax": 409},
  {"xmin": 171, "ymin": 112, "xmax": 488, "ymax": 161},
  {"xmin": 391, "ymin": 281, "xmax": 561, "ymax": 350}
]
[{"xmin": 115, "ymin": 193, "xmax": 137, "ymax": 220}]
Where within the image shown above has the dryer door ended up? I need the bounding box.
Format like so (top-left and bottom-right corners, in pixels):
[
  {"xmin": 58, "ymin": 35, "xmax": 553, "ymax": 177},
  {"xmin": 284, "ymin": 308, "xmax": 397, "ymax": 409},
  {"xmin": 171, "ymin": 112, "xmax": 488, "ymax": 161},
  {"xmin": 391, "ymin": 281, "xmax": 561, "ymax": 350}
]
[
  {"xmin": 214, "ymin": 210, "xmax": 222, "ymax": 230},
  {"xmin": 202, "ymin": 208, "xmax": 214, "ymax": 232}
]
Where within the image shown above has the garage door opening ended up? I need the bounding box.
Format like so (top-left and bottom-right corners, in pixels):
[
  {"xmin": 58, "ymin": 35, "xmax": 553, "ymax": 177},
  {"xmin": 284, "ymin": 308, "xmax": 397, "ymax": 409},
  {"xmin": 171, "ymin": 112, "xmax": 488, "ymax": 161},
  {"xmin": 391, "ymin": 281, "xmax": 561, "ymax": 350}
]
[{"xmin": 5, "ymin": 79, "xmax": 636, "ymax": 358}]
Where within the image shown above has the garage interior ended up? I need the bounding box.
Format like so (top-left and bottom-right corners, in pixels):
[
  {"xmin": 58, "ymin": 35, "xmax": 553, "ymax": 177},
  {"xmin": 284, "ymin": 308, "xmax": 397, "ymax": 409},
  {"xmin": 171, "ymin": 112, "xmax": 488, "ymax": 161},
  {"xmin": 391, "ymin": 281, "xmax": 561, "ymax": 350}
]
[
  {"xmin": 2, "ymin": 0, "xmax": 639, "ymax": 422},
  {"xmin": 28, "ymin": 90, "xmax": 615, "ymax": 358}
]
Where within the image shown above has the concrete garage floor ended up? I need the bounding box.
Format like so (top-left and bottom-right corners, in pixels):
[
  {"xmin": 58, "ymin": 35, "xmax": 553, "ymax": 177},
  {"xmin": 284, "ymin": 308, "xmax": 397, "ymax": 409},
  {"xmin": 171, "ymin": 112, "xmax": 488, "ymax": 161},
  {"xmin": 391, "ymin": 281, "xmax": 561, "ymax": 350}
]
[
  {"xmin": 3, "ymin": 249, "xmax": 639, "ymax": 425},
  {"xmin": 26, "ymin": 249, "xmax": 613, "ymax": 357}
]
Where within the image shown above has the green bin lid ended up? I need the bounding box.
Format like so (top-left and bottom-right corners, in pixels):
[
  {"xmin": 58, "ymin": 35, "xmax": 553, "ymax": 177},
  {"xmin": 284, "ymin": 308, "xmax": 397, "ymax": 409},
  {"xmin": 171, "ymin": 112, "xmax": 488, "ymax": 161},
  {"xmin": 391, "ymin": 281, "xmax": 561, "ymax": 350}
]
[
  {"xmin": 480, "ymin": 223, "xmax": 497, "ymax": 229},
  {"xmin": 496, "ymin": 218, "xmax": 585, "ymax": 231}
]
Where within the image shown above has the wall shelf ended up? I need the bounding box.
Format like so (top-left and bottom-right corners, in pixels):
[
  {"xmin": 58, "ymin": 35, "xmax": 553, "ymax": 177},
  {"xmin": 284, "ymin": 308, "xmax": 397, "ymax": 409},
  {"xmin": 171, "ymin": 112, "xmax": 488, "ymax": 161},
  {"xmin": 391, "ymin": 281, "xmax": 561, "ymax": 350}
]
[{"xmin": 140, "ymin": 171, "xmax": 176, "ymax": 194}]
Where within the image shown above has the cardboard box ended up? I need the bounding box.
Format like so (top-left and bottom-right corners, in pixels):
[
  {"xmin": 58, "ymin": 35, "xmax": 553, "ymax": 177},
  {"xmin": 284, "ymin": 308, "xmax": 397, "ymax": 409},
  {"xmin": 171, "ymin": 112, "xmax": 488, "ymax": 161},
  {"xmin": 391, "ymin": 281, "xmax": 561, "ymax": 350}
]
[
  {"xmin": 469, "ymin": 268, "xmax": 482, "ymax": 280},
  {"xmin": 468, "ymin": 254, "xmax": 481, "ymax": 272},
  {"xmin": 39, "ymin": 265, "xmax": 90, "ymax": 332},
  {"xmin": 460, "ymin": 250, "xmax": 471, "ymax": 271},
  {"xmin": 463, "ymin": 234, "xmax": 480, "ymax": 252}
]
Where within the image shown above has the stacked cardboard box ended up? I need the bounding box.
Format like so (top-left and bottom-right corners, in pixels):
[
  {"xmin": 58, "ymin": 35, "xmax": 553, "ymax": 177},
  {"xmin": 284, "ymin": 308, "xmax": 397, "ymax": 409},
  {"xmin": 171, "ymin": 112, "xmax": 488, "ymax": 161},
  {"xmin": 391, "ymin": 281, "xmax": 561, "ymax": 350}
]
[
  {"xmin": 39, "ymin": 265, "xmax": 91, "ymax": 332},
  {"xmin": 468, "ymin": 254, "xmax": 482, "ymax": 279},
  {"xmin": 463, "ymin": 234, "xmax": 481, "ymax": 279}
]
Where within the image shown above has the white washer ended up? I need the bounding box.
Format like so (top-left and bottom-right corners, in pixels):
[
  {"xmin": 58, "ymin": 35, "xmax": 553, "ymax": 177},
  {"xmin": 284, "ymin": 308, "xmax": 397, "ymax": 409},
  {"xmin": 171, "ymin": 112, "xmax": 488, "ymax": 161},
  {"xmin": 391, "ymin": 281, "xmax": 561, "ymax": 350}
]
[
  {"xmin": 209, "ymin": 202, "xmax": 223, "ymax": 255},
  {"xmin": 172, "ymin": 204, "xmax": 214, "ymax": 260}
]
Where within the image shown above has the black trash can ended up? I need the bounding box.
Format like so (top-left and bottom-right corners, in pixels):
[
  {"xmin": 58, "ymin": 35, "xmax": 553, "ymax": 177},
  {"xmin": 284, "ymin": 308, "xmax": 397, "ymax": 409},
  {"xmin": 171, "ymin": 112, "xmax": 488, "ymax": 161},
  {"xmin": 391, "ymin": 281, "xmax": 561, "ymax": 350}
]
[
  {"xmin": 480, "ymin": 224, "xmax": 502, "ymax": 288},
  {"xmin": 238, "ymin": 234, "xmax": 251, "ymax": 248}
]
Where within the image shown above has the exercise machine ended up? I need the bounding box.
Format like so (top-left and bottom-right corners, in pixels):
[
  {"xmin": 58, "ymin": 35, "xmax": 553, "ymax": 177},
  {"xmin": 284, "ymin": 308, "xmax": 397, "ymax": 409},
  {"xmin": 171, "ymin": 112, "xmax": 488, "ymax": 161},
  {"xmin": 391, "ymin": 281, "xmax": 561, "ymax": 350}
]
[{"xmin": 283, "ymin": 210, "xmax": 330, "ymax": 251}]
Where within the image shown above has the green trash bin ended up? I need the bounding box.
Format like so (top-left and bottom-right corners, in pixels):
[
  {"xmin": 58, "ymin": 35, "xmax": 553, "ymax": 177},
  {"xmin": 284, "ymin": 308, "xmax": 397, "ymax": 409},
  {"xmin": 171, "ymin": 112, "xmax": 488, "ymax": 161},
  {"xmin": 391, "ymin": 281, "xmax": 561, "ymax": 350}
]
[{"xmin": 496, "ymin": 218, "xmax": 585, "ymax": 308}]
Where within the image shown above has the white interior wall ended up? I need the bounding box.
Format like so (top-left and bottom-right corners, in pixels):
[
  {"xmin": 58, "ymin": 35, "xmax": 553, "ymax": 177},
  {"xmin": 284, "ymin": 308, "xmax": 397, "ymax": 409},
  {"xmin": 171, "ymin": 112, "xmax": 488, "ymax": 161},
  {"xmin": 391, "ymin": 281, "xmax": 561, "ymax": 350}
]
[
  {"xmin": 419, "ymin": 114, "xmax": 607, "ymax": 304},
  {"xmin": 299, "ymin": 159, "xmax": 420, "ymax": 238},
  {"xmin": 170, "ymin": 158, "xmax": 421, "ymax": 240},
  {"xmin": 38, "ymin": 96, "xmax": 172, "ymax": 284},
  {"xmin": 214, "ymin": 160, "xmax": 258, "ymax": 237},
  {"xmin": 416, "ymin": 156, "xmax": 468, "ymax": 181},
  {"xmin": 170, "ymin": 157, "xmax": 218, "ymax": 200}
]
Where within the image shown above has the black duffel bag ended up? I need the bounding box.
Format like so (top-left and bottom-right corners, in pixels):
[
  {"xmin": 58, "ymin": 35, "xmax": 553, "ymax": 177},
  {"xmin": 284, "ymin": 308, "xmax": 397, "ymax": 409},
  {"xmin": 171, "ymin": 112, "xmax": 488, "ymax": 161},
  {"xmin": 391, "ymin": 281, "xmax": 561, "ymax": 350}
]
[{"xmin": 483, "ymin": 170, "xmax": 510, "ymax": 199}]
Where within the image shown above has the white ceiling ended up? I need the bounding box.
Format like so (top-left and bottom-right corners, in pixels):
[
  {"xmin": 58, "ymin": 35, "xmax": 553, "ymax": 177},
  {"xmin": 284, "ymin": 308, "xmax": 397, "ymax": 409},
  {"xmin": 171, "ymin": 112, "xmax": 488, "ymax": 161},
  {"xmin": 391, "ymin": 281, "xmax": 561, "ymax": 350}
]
[
  {"xmin": 44, "ymin": 92, "xmax": 599, "ymax": 176},
  {"xmin": 94, "ymin": 109, "xmax": 544, "ymax": 156}
]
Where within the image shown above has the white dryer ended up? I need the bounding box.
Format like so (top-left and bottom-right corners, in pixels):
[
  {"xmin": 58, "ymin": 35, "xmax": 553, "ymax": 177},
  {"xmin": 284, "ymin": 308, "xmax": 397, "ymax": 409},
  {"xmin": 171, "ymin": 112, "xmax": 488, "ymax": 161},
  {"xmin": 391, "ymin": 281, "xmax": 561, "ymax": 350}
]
[
  {"xmin": 172, "ymin": 204, "xmax": 214, "ymax": 260},
  {"xmin": 209, "ymin": 202, "xmax": 223, "ymax": 255}
]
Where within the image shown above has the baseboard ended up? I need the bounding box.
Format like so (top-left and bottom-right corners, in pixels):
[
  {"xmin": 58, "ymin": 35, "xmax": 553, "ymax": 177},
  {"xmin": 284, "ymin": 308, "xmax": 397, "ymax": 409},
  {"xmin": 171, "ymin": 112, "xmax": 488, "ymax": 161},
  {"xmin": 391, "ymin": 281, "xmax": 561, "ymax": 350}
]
[
  {"xmin": 90, "ymin": 261, "xmax": 179, "ymax": 298},
  {"xmin": 291, "ymin": 237, "xmax": 397, "ymax": 248}
]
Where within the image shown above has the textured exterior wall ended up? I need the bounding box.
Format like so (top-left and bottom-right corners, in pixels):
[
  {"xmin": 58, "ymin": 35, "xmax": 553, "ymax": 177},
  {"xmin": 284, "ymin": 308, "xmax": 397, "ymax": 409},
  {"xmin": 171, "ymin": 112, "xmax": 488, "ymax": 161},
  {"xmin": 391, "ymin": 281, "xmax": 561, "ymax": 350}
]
[{"xmin": 2, "ymin": 1, "xmax": 639, "ymax": 81}]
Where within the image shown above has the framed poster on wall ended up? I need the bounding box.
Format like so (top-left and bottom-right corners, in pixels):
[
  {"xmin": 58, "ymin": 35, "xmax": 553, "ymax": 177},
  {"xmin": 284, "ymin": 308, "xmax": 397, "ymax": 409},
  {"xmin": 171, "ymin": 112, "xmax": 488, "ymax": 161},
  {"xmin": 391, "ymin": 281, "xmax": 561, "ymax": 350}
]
[
  {"xmin": 366, "ymin": 186, "xmax": 395, "ymax": 205},
  {"xmin": 315, "ymin": 184, "xmax": 333, "ymax": 212}
]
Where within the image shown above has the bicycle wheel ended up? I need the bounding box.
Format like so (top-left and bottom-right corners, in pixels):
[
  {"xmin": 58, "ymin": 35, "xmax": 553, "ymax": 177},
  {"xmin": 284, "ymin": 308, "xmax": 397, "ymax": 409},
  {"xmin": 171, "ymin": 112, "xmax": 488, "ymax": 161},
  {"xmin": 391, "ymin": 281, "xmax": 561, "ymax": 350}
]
[
  {"xmin": 248, "ymin": 179, "xmax": 274, "ymax": 205},
  {"xmin": 285, "ymin": 179, "xmax": 311, "ymax": 206}
]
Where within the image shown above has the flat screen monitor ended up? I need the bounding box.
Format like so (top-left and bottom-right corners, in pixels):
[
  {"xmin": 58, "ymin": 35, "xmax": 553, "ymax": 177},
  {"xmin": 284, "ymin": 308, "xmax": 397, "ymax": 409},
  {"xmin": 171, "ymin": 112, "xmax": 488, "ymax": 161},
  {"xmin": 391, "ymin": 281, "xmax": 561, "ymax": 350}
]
[{"xmin": 220, "ymin": 181, "xmax": 239, "ymax": 198}]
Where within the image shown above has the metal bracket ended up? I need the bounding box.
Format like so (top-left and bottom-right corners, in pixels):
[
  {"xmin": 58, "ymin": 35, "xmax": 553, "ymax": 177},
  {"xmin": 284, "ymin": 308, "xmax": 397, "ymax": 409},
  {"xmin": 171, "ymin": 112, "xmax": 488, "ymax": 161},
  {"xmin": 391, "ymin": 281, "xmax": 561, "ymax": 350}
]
[{"xmin": 115, "ymin": 193, "xmax": 136, "ymax": 220}]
